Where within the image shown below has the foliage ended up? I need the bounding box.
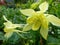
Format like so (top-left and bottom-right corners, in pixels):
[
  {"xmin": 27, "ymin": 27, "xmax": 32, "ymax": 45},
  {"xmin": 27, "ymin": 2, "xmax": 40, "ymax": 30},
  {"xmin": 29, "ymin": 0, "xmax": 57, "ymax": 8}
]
[{"xmin": 0, "ymin": 6, "xmax": 40, "ymax": 45}]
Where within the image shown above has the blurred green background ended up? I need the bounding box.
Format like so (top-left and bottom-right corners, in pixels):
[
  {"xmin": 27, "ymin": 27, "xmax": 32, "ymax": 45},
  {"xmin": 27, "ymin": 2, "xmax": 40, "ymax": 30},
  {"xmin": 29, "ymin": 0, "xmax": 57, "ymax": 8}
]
[{"xmin": 0, "ymin": 0, "xmax": 60, "ymax": 45}]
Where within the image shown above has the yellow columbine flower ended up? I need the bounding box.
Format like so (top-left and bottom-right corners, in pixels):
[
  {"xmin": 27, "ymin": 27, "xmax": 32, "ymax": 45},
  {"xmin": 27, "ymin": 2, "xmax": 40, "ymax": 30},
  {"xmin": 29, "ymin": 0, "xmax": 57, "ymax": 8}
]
[
  {"xmin": 20, "ymin": 2, "xmax": 60, "ymax": 40},
  {"xmin": 3, "ymin": 15, "xmax": 25, "ymax": 39}
]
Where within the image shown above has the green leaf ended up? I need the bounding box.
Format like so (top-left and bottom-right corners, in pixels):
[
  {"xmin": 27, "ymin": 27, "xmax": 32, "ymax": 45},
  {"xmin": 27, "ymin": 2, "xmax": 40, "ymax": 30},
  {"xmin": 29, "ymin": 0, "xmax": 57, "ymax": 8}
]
[
  {"xmin": 0, "ymin": 32, "xmax": 4, "ymax": 40},
  {"xmin": 47, "ymin": 35, "xmax": 60, "ymax": 45}
]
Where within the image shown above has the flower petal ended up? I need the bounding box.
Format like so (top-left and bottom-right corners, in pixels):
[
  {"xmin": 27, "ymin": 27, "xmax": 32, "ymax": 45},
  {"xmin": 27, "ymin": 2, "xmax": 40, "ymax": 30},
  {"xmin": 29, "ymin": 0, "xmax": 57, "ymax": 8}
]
[
  {"xmin": 40, "ymin": 18, "xmax": 48, "ymax": 40},
  {"xmin": 20, "ymin": 9, "xmax": 35, "ymax": 16},
  {"xmin": 32, "ymin": 21, "xmax": 41, "ymax": 31},
  {"xmin": 4, "ymin": 32, "xmax": 13, "ymax": 39},
  {"xmin": 39, "ymin": 1, "xmax": 49, "ymax": 12},
  {"xmin": 3, "ymin": 15, "xmax": 10, "ymax": 22},
  {"xmin": 27, "ymin": 16, "xmax": 35, "ymax": 24},
  {"xmin": 3, "ymin": 15, "xmax": 8, "ymax": 21},
  {"xmin": 23, "ymin": 24, "xmax": 32, "ymax": 31},
  {"xmin": 40, "ymin": 27, "xmax": 48, "ymax": 40},
  {"xmin": 47, "ymin": 15, "xmax": 60, "ymax": 27},
  {"xmin": 13, "ymin": 24, "xmax": 25, "ymax": 28}
]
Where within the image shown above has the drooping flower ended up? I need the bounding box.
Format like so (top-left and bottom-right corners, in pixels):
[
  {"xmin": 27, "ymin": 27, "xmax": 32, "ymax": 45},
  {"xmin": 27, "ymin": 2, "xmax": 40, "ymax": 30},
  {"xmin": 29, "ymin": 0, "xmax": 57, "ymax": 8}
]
[
  {"xmin": 3, "ymin": 15, "xmax": 25, "ymax": 39},
  {"xmin": 20, "ymin": 2, "xmax": 60, "ymax": 40}
]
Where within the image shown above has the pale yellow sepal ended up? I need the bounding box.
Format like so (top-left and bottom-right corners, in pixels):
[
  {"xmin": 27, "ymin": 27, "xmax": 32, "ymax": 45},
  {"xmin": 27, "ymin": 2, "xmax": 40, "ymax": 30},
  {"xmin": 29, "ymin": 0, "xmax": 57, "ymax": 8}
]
[
  {"xmin": 47, "ymin": 15, "xmax": 60, "ymax": 27},
  {"xmin": 20, "ymin": 9, "xmax": 35, "ymax": 16},
  {"xmin": 4, "ymin": 32, "xmax": 13, "ymax": 39},
  {"xmin": 40, "ymin": 18, "xmax": 48, "ymax": 40},
  {"xmin": 39, "ymin": 1, "xmax": 49, "ymax": 12},
  {"xmin": 23, "ymin": 24, "xmax": 32, "ymax": 31},
  {"xmin": 40, "ymin": 27, "xmax": 48, "ymax": 40}
]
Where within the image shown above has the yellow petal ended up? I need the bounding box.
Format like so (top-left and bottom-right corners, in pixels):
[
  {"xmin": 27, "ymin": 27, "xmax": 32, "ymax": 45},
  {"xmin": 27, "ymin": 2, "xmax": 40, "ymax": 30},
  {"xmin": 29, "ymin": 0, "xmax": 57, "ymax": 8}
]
[
  {"xmin": 4, "ymin": 21, "xmax": 23, "ymax": 30},
  {"xmin": 3, "ymin": 15, "xmax": 15, "ymax": 29},
  {"xmin": 3, "ymin": 15, "xmax": 8, "ymax": 21},
  {"xmin": 13, "ymin": 24, "xmax": 24, "ymax": 28},
  {"xmin": 27, "ymin": 16, "xmax": 35, "ymax": 24},
  {"xmin": 4, "ymin": 27, "xmax": 14, "ymax": 32},
  {"xmin": 47, "ymin": 15, "xmax": 60, "ymax": 27},
  {"xmin": 40, "ymin": 27, "xmax": 48, "ymax": 40},
  {"xmin": 4, "ymin": 22, "xmax": 16, "ymax": 29},
  {"xmin": 20, "ymin": 9, "xmax": 35, "ymax": 16},
  {"xmin": 3, "ymin": 15, "xmax": 10, "ymax": 22},
  {"xmin": 40, "ymin": 18, "xmax": 48, "ymax": 40},
  {"xmin": 23, "ymin": 24, "xmax": 32, "ymax": 31},
  {"xmin": 32, "ymin": 21, "xmax": 41, "ymax": 31},
  {"xmin": 3, "ymin": 15, "xmax": 23, "ymax": 28},
  {"xmin": 4, "ymin": 32, "xmax": 13, "ymax": 39},
  {"xmin": 39, "ymin": 1, "xmax": 49, "ymax": 12}
]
